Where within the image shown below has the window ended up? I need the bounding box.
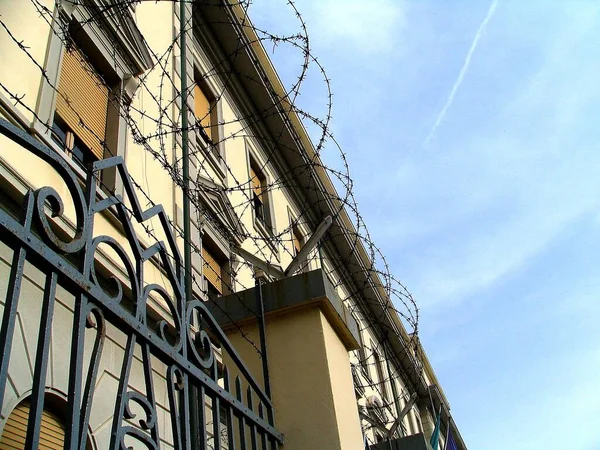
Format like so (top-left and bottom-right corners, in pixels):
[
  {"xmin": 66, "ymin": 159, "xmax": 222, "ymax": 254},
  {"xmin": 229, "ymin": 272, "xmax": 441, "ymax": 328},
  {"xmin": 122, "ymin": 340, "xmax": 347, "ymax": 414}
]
[
  {"xmin": 374, "ymin": 348, "xmax": 390, "ymax": 402},
  {"xmin": 249, "ymin": 159, "xmax": 272, "ymax": 231},
  {"xmin": 292, "ymin": 225, "xmax": 302, "ymax": 256},
  {"xmin": 194, "ymin": 79, "xmax": 218, "ymax": 145},
  {"xmin": 290, "ymin": 221, "xmax": 309, "ymax": 272},
  {"xmin": 202, "ymin": 244, "xmax": 225, "ymax": 298},
  {"xmin": 51, "ymin": 43, "xmax": 111, "ymax": 169},
  {"xmin": 0, "ymin": 400, "xmax": 65, "ymax": 448},
  {"xmin": 0, "ymin": 396, "xmax": 94, "ymax": 450},
  {"xmin": 357, "ymin": 344, "xmax": 367, "ymax": 367}
]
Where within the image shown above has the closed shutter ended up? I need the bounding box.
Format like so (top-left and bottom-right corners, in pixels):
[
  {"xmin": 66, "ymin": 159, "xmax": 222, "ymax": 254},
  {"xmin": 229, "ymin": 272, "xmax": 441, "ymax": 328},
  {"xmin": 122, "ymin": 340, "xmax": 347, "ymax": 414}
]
[
  {"xmin": 0, "ymin": 401, "xmax": 65, "ymax": 449},
  {"xmin": 292, "ymin": 228, "xmax": 302, "ymax": 255},
  {"xmin": 194, "ymin": 83, "xmax": 212, "ymax": 141},
  {"xmin": 202, "ymin": 246, "xmax": 223, "ymax": 294},
  {"xmin": 56, "ymin": 46, "xmax": 109, "ymax": 160},
  {"xmin": 249, "ymin": 166, "xmax": 263, "ymax": 197}
]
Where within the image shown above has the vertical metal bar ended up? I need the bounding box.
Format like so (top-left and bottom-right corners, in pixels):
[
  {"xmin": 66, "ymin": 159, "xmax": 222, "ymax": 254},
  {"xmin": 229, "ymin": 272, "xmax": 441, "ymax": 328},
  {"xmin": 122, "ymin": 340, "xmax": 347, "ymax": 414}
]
[
  {"xmin": 258, "ymin": 404, "xmax": 267, "ymax": 450},
  {"xmin": 25, "ymin": 271, "xmax": 57, "ymax": 450},
  {"xmin": 247, "ymin": 388, "xmax": 258, "ymax": 450},
  {"xmin": 197, "ymin": 385, "xmax": 207, "ymax": 448},
  {"xmin": 254, "ymin": 276, "xmax": 271, "ymax": 400},
  {"xmin": 180, "ymin": 2, "xmax": 200, "ymax": 448},
  {"xmin": 213, "ymin": 395, "xmax": 222, "ymax": 450},
  {"xmin": 0, "ymin": 191, "xmax": 33, "ymax": 410},
  {"xmin": 109, "ymin": 333, "xmax": 137, "ymax": 450},
  {"xmin": 212, "ymin": 357, "xmax": 221, "ymax": 449},
  {"xmin": 180, "ymin": 0, "xmax": 191, "ymax": 309},
  {"xmin": 235, "ymin": 378, "xmax": 247, "ymax": 450},
  {"xmin": 65, "ymin": 294, "xmax": 89, "ymax": 450},
  {"xmin": 67, "ymin": 165, "xmax": 98, "ymax": 450},
  {"xmin": 141, "ymin": 343, "xmax": 160, "ymax": 444},
  {"xmin": 181, "ymin": 375, "xmax": 192, "ymax": 450},
  {"xmin": 0, "ymin": 247, "xmax": 27, "ymax": 409},
  {"xmin": 223, "ymin": 366, "xmax": 237, "ymax": 450},
  {"xmin": 167, "ymin": 367, "xmax": 183, "ymax": 450},
  {"xmin": 79, "ymin": 307, "xmax": 106, "ymax": 449}
]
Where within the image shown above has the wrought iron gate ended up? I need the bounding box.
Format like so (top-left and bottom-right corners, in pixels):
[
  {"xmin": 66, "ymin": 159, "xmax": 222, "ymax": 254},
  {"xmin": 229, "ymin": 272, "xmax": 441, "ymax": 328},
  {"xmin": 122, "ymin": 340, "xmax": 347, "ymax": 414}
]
[{"xmin": 0, "ymin": 119, "xmax": 283, "ymax": 449}]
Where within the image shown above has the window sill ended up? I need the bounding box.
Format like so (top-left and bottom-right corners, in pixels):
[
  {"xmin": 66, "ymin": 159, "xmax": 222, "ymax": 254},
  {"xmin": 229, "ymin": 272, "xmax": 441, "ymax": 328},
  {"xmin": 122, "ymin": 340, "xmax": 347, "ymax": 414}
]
[
  {"xmin": 253, "ymin": 215, "xmax": 280, "ymax": 261},
  {"xmin": 195, "ymin": 131, "xmax": 227, "ymax": 182}
]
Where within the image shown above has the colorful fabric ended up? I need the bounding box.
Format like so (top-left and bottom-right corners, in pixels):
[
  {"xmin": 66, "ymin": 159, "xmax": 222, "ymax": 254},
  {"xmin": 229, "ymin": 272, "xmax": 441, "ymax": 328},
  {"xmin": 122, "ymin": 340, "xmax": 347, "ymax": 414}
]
[
  {"xmin": 430, "ymin": 412, "xmax": 442, "ymax": 449},
  {"xmin": 445, "ymin": 428, "xmax": 459, "ymax": 450}
]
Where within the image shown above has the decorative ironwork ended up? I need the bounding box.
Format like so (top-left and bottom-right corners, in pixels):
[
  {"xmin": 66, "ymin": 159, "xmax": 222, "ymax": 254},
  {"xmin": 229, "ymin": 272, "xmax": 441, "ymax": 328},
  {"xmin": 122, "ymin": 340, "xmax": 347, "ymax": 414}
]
[{"xmin": 0, "ymin": 118, "xmax": 283, "ymax": 449}]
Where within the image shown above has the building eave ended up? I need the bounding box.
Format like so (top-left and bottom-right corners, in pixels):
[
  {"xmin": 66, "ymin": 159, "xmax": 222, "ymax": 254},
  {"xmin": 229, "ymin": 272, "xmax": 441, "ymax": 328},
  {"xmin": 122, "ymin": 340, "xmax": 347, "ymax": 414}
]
[{"xmin": 198, "ymin": 0, "xmax": 428, "ymax": 395}]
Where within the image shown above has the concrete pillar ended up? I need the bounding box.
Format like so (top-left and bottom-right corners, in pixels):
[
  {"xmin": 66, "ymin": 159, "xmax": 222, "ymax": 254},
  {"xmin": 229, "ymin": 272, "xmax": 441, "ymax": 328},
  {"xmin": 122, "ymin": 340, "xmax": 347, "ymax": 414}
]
[{"xmin": 213, "ymin": 269, "xmax": 364, "ymax": 450}]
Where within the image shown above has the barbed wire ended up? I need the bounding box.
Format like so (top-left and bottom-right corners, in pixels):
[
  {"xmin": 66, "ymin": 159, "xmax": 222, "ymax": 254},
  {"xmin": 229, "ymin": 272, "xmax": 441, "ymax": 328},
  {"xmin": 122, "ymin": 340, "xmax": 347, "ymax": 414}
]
[{"xmin": 0, "ymin": 0, "xmax": 427, "ymax": 440}]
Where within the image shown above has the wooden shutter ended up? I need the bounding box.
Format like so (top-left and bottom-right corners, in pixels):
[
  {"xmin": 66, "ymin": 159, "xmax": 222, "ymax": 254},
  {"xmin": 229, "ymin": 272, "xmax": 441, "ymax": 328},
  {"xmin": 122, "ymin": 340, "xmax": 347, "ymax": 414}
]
[
  {"xmin": 249, "ymin": 166, "xmax": 263, "ymax": 197},
  {"xmin": 292, "ymin": 228, "xmax": 302, "ymax": 255},
  {"xmin": 194, "ymin": 83, "xmax": 212, "ymax": 141},
  {"xmin": 0, "ymin": 401, "xmax": 65, "ymax": 449},
  {"xmin": 202, "ymin": 246, "xmax": 223, "ymax": 294},
  {"xmin": 55, "ymin": 46, "xmax": 109, "ymax": 160}
]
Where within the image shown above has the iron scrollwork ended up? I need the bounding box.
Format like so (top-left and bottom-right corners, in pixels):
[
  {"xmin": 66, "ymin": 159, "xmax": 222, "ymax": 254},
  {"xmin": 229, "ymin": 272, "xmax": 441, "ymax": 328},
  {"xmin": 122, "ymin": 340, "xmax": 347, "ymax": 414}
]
[{"xmin": 0, "ymin": 119, "xmax": 283, "ymax": 449}]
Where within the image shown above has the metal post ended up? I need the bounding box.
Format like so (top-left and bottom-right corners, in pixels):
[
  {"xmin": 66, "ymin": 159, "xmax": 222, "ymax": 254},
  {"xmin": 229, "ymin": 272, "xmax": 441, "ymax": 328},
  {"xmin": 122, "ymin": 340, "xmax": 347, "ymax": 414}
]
[
  {"xmin": 180, "ymin": 2, "xmax": 191, "ymax": 305},
  {"xmin": 255, "ymin": 271, "xmax": 272, "ymax": 400},
  {"xmin": 180, "ymin": 1, "xmax": 199, "ymax": 448}
]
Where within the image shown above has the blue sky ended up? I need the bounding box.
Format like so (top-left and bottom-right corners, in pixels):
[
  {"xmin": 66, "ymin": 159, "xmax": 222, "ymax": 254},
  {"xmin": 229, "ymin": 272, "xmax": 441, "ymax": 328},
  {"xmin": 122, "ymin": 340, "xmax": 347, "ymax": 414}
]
[{"xmin": 251, "ymin": 1, "xmax": 600, "ymax": 449}]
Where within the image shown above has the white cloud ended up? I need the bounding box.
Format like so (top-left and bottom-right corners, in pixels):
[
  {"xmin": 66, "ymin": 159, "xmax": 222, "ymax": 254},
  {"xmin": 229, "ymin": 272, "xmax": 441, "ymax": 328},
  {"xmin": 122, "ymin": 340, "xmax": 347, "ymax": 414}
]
[
  {"xmin": 308, "ymin": 0, "xmax": 405, "ymax": 53},
  {"xmin": 249, "ymin": 0, "xmax": 405, "ymax": 53}
]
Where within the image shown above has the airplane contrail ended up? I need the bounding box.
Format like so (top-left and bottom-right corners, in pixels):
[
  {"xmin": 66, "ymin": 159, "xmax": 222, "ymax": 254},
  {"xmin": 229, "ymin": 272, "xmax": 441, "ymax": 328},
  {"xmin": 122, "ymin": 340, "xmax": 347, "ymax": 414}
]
[{"xmin": 423, "ymin": 0, "xmax": 499, "ymax": 148}]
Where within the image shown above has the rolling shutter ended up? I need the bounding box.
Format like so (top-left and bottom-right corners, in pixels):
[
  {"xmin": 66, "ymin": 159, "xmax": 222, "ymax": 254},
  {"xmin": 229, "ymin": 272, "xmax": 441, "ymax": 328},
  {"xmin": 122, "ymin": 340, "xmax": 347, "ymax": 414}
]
[
  {"xmin": 55, "ymin": 46, "xmax": 109, "ymax": 160},
  {"xmin": 194, "ymin": 83, "xmax": 213, "ymax": 141},
  {"xmin": 202, "ymin": 246, "xmax": 223, "ymax": 294},
  {"xmin": 0, "ymin": 401, "xmax": 65, "ymax": 449}
]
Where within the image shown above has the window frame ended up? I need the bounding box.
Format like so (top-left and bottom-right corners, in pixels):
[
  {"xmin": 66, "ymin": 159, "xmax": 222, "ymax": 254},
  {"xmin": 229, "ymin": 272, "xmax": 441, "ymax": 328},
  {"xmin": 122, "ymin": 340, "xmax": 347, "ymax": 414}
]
[
  {"xmin": 193, "ymin": 77, "xmax": 218, "ymax": 146},
  {"xmin": 247, "ymin": 146, "xmax": 276, "ymax": 240},
  {"xmin": 34, "ymin": 1, "xmax": 144, "ymax": 194},
  {"xmin": 202, "ymin": 243, "xmax": 225, "ymax": 297},
  {"xmin": 372, "ymin": 342, "xmax": 391, "ymax": 403},
  {"xmin": 251, "ymin": 162, "xmax": 268, "ymax": 227},
  {"xmin": 200, "ymin": 228, "xmax": 231, "ymax": 300},
  {"xmin": 51, "ymin": 41, "xmax": 112, "ymax": 168},
  {"xmin": 0, "ymin": 393, "xmax": 95, "ymax": 450},
  {"xmin": 292, "ymin": 225, "xmax": 303, "ymax": 256},
  {"xmin": 190, "ymin": 43, "xmax": 226, "ymax": 181},
  {"xmin": 287, "ymin": 209, "xmax": 312, "ymax": 273}
]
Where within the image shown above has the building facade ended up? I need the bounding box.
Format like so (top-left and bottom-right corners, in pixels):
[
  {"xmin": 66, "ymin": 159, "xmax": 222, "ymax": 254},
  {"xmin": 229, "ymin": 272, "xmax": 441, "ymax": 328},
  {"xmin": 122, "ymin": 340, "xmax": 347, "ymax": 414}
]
[{"xmin": 0, "ymin": 1, "xmax": 467, "ymax": 449}]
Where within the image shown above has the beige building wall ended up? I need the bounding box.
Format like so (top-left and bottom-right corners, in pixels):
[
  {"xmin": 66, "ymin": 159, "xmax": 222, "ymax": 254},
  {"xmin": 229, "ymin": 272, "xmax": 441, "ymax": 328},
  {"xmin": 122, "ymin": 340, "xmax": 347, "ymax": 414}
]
[
  {"xmin": 0, "ymin": 1, "xmax": 436, "ymax": 449},
  {"xmin": 226, "ymin": 306, "xmax": 363, "ymax": 450},
  {"xmin": 0, "ymin": 241, "xmax": 178, "ymax": 449}
]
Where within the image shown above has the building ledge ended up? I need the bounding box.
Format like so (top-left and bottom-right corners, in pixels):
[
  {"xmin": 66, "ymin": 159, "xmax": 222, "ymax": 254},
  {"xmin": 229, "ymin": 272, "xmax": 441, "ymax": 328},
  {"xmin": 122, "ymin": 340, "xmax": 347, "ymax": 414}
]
[
  {"xmin": 207, "ymin": 269, "xmax": 361, "ymax": 351},
  {"xmin": 369, "ymin": 433, "xmax": 432, "ymax": 450}
]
